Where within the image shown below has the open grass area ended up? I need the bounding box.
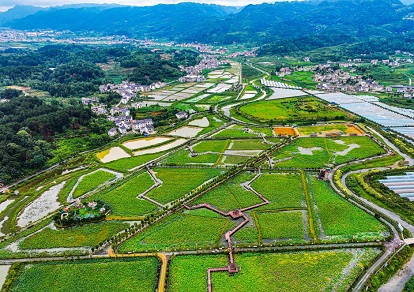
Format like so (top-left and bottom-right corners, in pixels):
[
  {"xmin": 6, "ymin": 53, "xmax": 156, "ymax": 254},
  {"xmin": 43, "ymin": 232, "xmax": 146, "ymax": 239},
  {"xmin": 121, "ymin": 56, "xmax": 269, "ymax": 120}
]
[
  {"xmin": 238, "ymin": 97, "xmax": 350, "ymax": 123},
  {"xmin": 191, "ymin": 172, "xmax": 262, "ymax": 212},
  {"xmin": 11, "ymin": 257, "xmax": 159, "ymax": 292},
  {"xmin": 251, "ymin": 173, "xmax": 305, "ymax": 210},
  {"xmin": 272, "ymin": 136, "xmax": 385, "ymax": 169},
  {"xmin": 168, "ymin": 249, "xmax": 380, "ymax": 292},
  {"xmin": 72, "ymin": 170, "xmax": 117, "ymax": 198},
  {"xmin": 19, "ymin": 221, "xmax": 129, "ymax": 249},
  {"xmin": 119, "ymin": 210, "xmax": 234, "ymax": 252},
  {"xmin": 309, "ymin": 176, "xmax": 388, "ymax": 241},
  {"xmin": 257, "ymin": 211, "xmax": 306, "ymax": 242},
  {"xmin": 146, "ymin": 168, "xmax": 223, "ymax": 204},
  {"xmin": 90, "ymin": 172, "xmax": 158, "ymax": 217},
  {"xmin": 104, "ymin": 152, "xmax": 165, "ymax": 172}
]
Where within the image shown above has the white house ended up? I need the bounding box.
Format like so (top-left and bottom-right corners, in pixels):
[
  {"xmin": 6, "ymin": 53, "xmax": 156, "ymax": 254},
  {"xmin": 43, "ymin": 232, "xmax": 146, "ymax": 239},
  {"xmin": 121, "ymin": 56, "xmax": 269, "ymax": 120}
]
[
  {"xmin": 176, "ymin": 111, "xmax": 188, "ymax": 120},
  {"xmin": 108, "ymin": 128, "xmax": 118, "ymax": 137}
]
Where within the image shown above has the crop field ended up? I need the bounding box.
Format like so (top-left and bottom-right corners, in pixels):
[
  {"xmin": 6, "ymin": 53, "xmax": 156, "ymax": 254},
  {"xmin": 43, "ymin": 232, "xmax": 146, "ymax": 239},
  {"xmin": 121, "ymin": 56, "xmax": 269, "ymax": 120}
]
[
  {"xmin": 119, "ymin": 210, "xmax": 235, "ymax": 252},
  {"xmin": 197, "ymin": 115, "xmax": 226, "ymax": 136},
  {"xmin": 10, "ymin": 257, "xmax": 159, "ymax": 292},
  {"xmin": 251, "ymin": 173, "xmax": 305, "ymax": 210},
  {"xmin": 220, "ymin": 155, "xmax": 250, "ymax": 165},
  {"xmin": 19, "ymin": 221, "xmax": 129, "ymax": 249},
  {"xmin": 274, "ymin": 127, "xmax": 297, "ymax": 136},
  {"xmin": 192, "ymin": 140, "xmax": 229, "ymax": 153},
  {"xmin": 104, "ymin": 152, "xmax": 165, "ymax": 172},
  {"xmin": 146, "ymin": 168, "xmax": 223, "ymax": 204},
  {"xmin": 163, "ymin": 150, "xmax": 220, "ymax": 165},
  {"xmin": 256, "ymin": 211, "xmax": 306, "ymax": 242},
  {"xmin": 168, "ymin": 254, "xmax": 228, "ymax": 292},
  {"xmin": 191, "ymin": 172, "xmax": 263, "ymax": 212},
  {"xmin": 309, "ymin": 176, "xmax": 388, "ymax": 240},
  {"xmin": 168, "ymin": 249, "xmax": 379, "ymax": 292},
  {"xmin": 238, "ymin": 97, "xmax": 350, "ymax": 123},
  {"xmin": 163, "ymin": 139, "xmax": 270, "ymax": 165},
  {"xmin": 271, "ymin": 137, "xmax": 385, "ymax": 169},
  {"xmin": 297, "ymin": 124, "xmax": 365, "ymax": 136},
  {"xmin": 213, "ymin": 125, "xmax": 273, "ymax": 139},
  {"xmin": 213, "ymin": 128, "xmax": 259, "ymax": 139},
  {"xmin": 71, "ymin": 170, "xmax": 117, "ymax": 199},
  {"xmin": 229, "ymin": 140, "xmax": 270, "ymax": 150},
  {"xmin": 282, "ymin": 71, "xmax": 317, "ymax": 89},
  {"xmin": 232, "ymin": 223, "xmax": 259, "ymax": 244},
  {"xmin": 90, "ymin": 172, "xmax": 158, "ymax": 217}
]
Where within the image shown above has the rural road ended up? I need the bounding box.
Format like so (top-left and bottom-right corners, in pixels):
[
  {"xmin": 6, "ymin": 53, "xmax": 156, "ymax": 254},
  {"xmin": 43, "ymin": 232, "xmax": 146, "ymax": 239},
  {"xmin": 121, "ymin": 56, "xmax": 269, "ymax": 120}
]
[
  {"xmin": 379, "ymin": 254, "xmax": 414, "ymax": 292},
  {"xmin": 367, "ymin": 126, "xmax": 414, "ymax": 166}
]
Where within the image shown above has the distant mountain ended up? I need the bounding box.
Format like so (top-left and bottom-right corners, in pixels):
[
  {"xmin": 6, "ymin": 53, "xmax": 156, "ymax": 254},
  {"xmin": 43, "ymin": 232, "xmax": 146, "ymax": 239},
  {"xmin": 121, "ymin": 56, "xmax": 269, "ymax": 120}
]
[
  {"xmin": 3, "ymin": 1, "xmax": 414, "ymax": 55},
  {"xmin": 4, "ymin": 3, "xmax": 239, "ymax": 36},
  {"xmin": 0, "ymin": 5, "xmax": 44, "ymax": 25}
]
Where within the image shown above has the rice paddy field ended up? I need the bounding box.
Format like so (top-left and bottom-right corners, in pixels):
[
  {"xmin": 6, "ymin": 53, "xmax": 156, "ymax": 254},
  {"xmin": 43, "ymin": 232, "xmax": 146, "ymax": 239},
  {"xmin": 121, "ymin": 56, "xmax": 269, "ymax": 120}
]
[
  {"xmin": 11, "ymin": 257, "xmax": 159, "ymax": 292},
  {"xmin": 168, "ymin": 249, "xmax": 381, "ymax": 292},
  {"xmin": 271, "ymin": 136, "xmax": 385, "ymax": 169}
]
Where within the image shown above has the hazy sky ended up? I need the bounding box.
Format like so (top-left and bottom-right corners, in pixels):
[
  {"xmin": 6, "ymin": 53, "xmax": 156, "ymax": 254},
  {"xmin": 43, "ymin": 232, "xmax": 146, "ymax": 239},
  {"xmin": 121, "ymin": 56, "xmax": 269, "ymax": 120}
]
[{"xmin": 0, "ymin": 0, "xmax": 276, "ymax": 11}]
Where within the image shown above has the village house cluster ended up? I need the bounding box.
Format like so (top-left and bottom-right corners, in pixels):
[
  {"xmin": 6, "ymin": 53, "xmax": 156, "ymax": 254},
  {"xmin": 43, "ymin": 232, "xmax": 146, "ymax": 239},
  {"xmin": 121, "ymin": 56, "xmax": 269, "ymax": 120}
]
[
  {"xmin": 107, "ymin": 107, "xmax": 154, "ymax": 137},
  {"xmin": 178, "ymin": 55, "xmax": 224, "ymax": 82},
  {"xmin": 99, "ymin": 81, "xmax": 166, "ymax": 104},
  {"xmin": 313, "ymin": 65, "xmax": 384, "ymax": 93},
  {"xmin": 226, "ymin": 47, "xmax": 258, "ymax": 59},
  {"xmin": 81, "ymin": 96, "xmax": 154, "ymax": 137}
]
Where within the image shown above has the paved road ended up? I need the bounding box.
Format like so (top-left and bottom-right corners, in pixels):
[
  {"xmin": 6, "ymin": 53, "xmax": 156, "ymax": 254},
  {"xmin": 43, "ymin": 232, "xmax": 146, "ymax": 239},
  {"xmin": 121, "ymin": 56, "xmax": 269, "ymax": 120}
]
[
  {"xmin": 379, "ymin": 254, "xmax": 414, "ymax": 292},
  {"xmin": 342, "ymin": 170, "xmax": 414, "ymax": 236},
  {"xmin": 330, "ymin": 145, "xmax": 414, "ymax": 291},
  {"xmin": 368, "ymin": 126, "xmax": 414, "ymax": 166}
]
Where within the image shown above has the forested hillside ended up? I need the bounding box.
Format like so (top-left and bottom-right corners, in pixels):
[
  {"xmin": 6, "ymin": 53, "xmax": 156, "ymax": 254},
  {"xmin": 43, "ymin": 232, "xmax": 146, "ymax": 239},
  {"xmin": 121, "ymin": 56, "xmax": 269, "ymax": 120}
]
[
  {"xmin": 0, "ymin": 46, "xmax": 199, "ymax": 97},
  {"xmin": 0, "ymin": 96, "xmax": 92, "ymax": 182},
  {"xmin": 3, "ymin": 0, "xmax": 414, "ymax": 54}
]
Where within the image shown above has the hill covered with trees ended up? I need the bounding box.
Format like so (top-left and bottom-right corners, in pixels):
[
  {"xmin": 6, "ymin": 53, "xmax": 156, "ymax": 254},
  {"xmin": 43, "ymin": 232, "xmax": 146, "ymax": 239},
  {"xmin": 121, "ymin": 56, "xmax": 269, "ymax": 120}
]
[
  {"xmin": 0, "ymin": 96, "xmax": 92, "ymax": 183},
  {"xmin": 3, "ymin": 0, "xmax": 414, "ymax": 55}
]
